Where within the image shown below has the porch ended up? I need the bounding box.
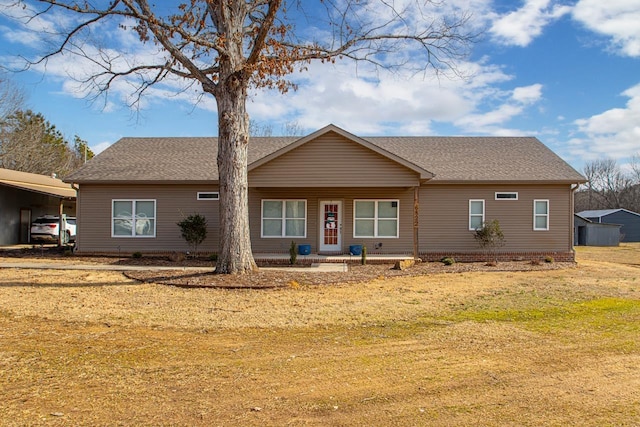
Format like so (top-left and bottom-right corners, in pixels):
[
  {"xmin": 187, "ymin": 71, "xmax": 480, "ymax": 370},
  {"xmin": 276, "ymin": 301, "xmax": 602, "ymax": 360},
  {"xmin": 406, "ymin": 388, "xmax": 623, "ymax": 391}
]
[{"xmin": 253, "ymin": 252, "xmax": 415, "ymax": 266}]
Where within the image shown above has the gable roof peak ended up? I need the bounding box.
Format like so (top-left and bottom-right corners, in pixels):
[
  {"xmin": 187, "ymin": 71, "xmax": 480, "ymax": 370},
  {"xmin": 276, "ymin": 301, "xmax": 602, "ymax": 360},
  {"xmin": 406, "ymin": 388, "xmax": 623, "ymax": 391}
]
[{"xmin": 247, "ymin": 123, "xmax": 435, "ymax": 179}]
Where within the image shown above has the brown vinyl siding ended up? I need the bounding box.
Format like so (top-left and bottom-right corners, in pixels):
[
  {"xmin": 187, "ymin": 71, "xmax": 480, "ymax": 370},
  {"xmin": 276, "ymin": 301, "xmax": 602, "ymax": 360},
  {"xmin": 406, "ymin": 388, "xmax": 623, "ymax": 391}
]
[
  {"xmin": 249, "ymin": 132, "xmax": 420, "ymax": 187},
  {"xmin": 419, "ymin": 184, "xmax": 573, "ymax": 254},
  {"xmin": 75, "ymin": 184, "xmax": 219, "ymax": 253},
  {"xmin": 249, "ymin": 187, "xmax": 415, "ymax": 254}
]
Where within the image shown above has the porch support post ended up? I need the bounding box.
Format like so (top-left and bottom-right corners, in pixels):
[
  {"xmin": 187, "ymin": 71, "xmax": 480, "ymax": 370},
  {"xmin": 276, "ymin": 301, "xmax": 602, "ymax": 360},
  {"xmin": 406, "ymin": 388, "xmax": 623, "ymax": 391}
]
[
  {"xmin": 413, "ymin": 186, "xmax": 419, "ymax": 260},
  {"xmin": 58, "ymin": 200, "xmax": 64, "ymax": 247}
]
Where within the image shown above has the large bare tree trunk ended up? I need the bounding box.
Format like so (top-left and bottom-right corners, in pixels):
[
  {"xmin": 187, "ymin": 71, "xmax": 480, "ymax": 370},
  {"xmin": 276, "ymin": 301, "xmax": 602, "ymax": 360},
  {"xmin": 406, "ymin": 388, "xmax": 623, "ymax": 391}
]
[{"xmin": 214, "ymin": 80, "xmax": 258, "ymax": 274}]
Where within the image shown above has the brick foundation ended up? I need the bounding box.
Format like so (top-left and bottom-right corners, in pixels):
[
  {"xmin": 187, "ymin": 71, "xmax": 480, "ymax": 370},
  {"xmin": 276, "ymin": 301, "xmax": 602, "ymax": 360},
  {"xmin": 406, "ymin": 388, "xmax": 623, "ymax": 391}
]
[{"xmin": 420, "ymin": 251, "xmax": 576, "ymax": 263}]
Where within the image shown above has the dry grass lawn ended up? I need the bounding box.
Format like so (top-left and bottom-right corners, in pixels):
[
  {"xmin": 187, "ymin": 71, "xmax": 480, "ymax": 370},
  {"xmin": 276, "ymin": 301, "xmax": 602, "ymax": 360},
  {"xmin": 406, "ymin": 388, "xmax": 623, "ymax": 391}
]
[{"xmin": 1, "ymin": 245, "xmax": 639, "ymax": 426}]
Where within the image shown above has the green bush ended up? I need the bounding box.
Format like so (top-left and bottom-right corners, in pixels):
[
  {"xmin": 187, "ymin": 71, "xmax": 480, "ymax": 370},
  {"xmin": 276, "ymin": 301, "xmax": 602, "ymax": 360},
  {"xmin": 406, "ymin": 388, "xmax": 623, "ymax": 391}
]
[
  {"xmin": 177, "ymin": 213, "xmax": 208, "ymax": 254},
  {"xmin": 132, "ymin": 251, "xmax": 142, "ymax": 259},
  {"xmin": 441, "ymin": 257, "xmax": 455, "ymax": 266},
  {"xmin": 545, "ymin": 256, "xmax": 555, "ymax": 263},
  {"xmin": 208, "ymin": 253, "xmax": 218, "ymax": 262}
]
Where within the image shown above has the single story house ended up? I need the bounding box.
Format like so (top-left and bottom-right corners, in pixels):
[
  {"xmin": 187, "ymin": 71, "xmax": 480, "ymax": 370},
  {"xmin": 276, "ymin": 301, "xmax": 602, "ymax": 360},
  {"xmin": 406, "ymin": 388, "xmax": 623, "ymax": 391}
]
[
  {"xmin": 65, "ymin": 124, "xmax": 586, "ymax": 261},
  {"xmin": 0, "ymin": 168, "xmax": 76, "ymax": 245},
  {"xmin": 574, "ymin": 214, "xmax": 621, "ymax": 246},
  {"xmin": 577, "ymin": 209, "xmax": 640, "ymax": 242}
]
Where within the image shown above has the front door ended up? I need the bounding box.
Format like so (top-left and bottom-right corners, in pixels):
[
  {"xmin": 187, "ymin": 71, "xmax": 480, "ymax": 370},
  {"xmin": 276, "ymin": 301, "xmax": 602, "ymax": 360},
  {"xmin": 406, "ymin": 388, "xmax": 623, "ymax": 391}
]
[{"xmin": 320, "ymin": 201, "xmax": 342, "ymax": 252}]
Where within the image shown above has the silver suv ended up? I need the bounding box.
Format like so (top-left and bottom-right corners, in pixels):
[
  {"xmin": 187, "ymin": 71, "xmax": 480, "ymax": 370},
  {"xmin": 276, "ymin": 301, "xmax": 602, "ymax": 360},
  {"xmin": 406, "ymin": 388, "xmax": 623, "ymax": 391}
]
[{"xmin": 30, "ymin": 215, "xmax": 76, "ymax": 244}]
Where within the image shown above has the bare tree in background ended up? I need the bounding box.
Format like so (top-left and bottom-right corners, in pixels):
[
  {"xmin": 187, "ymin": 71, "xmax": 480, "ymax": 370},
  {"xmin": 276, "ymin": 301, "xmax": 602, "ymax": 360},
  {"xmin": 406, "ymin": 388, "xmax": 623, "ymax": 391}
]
[
  {"xmin": 5, "ymin": 0, "xmax": 476, "ymax": 274},
  {"xmin": 577, "ymin": 158, "xmax": 640, "ymax": 214},
  {"xmin": 0, "ymin": 76, "xmax": 25, "ymax": 122}
]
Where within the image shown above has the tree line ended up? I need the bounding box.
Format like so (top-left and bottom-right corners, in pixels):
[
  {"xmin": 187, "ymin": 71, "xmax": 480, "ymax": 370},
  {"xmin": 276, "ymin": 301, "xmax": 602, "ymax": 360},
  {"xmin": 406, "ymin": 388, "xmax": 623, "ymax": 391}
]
[
  {"xmin": 576, "ymin": 157, "xmax": 640, "ymax": 214},
  {"xmin": 0, "ymin": 77, "xmax": 93, "ymax": 178}
]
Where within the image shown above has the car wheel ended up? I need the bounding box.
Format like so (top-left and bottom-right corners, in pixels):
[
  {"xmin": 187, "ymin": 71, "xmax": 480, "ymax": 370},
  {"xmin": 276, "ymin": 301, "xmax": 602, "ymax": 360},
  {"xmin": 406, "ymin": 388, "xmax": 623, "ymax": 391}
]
[{"xmin": 62, "ymin": 231, "xmax": 70, "ymax": 245}]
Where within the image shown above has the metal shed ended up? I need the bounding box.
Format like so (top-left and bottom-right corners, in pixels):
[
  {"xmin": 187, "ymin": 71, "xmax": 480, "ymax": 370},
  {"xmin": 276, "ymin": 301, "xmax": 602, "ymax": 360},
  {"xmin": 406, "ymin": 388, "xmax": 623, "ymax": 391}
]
[
  {"xmin": 574, "ymin": 214, "xmax": 621, "ymax": 246},
  {"xmin": 577, "ymin": 209, "xmax": 640, "ymax": 242}
]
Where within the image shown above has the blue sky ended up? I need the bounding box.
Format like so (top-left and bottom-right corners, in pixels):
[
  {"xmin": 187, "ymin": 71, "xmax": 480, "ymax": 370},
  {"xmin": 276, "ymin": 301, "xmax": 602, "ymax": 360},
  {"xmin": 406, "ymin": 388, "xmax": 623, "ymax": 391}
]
[{"xmin": 1, "ymin": 0, "xmax": 639, "ymax": 174}]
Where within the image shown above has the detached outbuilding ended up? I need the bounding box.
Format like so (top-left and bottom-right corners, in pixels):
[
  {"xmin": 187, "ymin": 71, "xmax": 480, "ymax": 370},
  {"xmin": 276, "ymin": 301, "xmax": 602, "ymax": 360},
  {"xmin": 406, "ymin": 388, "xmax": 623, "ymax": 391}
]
[
  {"xmin": 0, "ymin": 168, "xmax": 77, "ymax": 245},
  {"xmin": 574, "ymin": 214, "xmax": 621, "ymax": 246},
  {"xmin": 577, "ymin": 209, "xmax": 640, "ymax": 242}
]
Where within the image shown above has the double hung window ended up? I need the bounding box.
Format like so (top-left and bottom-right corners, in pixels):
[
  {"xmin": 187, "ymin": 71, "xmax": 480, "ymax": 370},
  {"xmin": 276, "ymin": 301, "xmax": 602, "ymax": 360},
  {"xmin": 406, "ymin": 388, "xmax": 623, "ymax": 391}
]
[
  {"xmin": 534, "ymin": 200, "xmax": 549, "ymax": 230},
  {"xmin": 262, "ymin": 200, "xmax": 306, "ymax": 237},
  {"xmin": 469, "ymin": 200, "xmax": 485, "ymax": 230},
  {"xmin": 112, "ymin": 200, "xmax": 156, "ymax": 237},
  {"xmin": 354, "ymin": 200, "xmax": 399, "ymax": 238}
]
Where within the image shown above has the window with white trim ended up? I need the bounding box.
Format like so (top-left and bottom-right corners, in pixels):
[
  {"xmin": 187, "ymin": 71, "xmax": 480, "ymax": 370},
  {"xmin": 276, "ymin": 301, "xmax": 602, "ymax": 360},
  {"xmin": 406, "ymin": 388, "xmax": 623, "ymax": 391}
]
[
  {"xmin": 534, "ymin": 199, "xmax": 549, "ymax": 230},
  {"xmin": 112, "ymin": 199, "xmax": 156, "ymax": 237},
  {"xmin": 354, "ymin": 200, "xmax": 399, "ymax": 238},
  {"xmin": 261, "ymin": 200, "xmax": 306, "ymax": 238},
  {"xmin": 197, "ymin": 192, "xmax": 219, "ymax": 200},
  {"xmin": 495, "ymin": 192, "xmax": 518, "ymax": 200},
  {"xmin": 469, "ymin": 199, "xmax": 485, "ymax": 230}
]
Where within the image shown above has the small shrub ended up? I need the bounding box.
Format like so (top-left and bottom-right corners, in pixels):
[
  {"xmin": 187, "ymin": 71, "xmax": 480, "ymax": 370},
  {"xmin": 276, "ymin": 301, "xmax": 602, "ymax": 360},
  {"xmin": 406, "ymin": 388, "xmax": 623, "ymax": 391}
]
[
  {"xmin": 361, "ymin": 245, "xmax": 367, "ymax": 265},
  {"xmin": 208, "ymin": 253, "xmax": 218, "ymax": 262},
  {"xmin": 441, "ymin": 257, "xmax": 455, "ymax": 266},
  {"xmin": 545, "ymin": 256, "xmax": 555, "ymax": 263},
  {"xmin": 63, "ymin": 249, "xmax": 73, "ymax": 257},
  {"xmin": 530, "ymin": 259, "xmax": 542, "ymax": 266},
  {"xmin": 474, "ymin": 219, "xmax": 506, "ymax": 263},
  {"xmin": 289, "ymin": 241, "xmax": 297, "ymax": 265},
  {"xmin": 132, "ymin": 251, "xmax": 142, "ymax": 259},
  {"xmin": 177, "ymin": 213, "xmax": 208, "ymax": 254}
]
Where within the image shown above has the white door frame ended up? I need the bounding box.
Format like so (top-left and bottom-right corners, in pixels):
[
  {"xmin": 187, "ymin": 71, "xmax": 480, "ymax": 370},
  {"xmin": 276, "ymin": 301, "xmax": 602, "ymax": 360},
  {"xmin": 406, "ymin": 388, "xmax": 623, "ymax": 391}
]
[{"xmin": 319, "ymin": 200, "xmax": 342, "ymax": 252}]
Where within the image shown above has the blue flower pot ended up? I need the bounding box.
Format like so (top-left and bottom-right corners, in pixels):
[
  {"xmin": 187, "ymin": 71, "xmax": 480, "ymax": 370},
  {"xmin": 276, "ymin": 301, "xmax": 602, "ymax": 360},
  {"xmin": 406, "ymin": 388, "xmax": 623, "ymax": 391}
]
[{"xmin": 298, "ymin": 244, "xmax": 311, "ymax": 255}]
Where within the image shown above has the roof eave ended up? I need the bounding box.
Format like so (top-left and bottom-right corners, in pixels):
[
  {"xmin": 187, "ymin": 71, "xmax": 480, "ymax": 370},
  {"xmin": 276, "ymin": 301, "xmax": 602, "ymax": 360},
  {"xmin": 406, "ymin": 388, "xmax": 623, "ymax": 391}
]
[
  {"xmin": 426, "ymin": 179, "xmax": 587, "ymax": 185},
  {"xmin": 66, "ymin": 179, "xmax": 220, "ymax": 185}
]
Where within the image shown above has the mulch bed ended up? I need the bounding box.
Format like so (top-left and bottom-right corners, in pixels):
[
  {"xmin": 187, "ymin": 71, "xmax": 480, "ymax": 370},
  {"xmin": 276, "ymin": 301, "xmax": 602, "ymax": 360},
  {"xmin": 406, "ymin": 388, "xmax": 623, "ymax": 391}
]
[
  {"xmin": 1, "ymin": 246, "xmax": 575, "ymax": 289},
  {"xmin": 123, "ymin": 260, "xmax": 574, "ymax": 289}
]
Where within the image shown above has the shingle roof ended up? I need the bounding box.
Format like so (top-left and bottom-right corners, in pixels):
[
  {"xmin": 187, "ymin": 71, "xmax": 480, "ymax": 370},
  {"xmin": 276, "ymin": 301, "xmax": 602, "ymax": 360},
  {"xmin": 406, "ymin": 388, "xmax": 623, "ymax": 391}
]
[
  {"xmin": 65, "ymin": 125, "xmax": 585, "ymax": 184},
  {"xmin": 0, "ymin": 167, "xmax": 76, "ymax": 198},
  {"xmin": 366, "ymin": 136, "xmax": 584, "ymax": 182}
]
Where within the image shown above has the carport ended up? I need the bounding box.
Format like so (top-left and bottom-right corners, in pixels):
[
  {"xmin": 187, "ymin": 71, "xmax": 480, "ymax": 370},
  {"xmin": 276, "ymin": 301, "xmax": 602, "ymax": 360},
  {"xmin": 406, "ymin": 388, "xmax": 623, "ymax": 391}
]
[{"xmin": 0, "ymin": 168, "xmax": 76, "ymax": 245}]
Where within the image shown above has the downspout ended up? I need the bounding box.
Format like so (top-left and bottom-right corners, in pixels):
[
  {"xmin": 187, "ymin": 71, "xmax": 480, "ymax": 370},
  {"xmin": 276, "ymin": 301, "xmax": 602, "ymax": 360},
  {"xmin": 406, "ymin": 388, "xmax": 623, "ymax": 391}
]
[
  {"xmin": 571, "ymin": 184, "xmax": 580, "ymax": 252},
  {"xmin": 72, "ymin": 183, "xmax": 79, "ymax": 251},
  {"xmin": 413, "ymin": 186, "xmax": 419, "ymax": 260}
]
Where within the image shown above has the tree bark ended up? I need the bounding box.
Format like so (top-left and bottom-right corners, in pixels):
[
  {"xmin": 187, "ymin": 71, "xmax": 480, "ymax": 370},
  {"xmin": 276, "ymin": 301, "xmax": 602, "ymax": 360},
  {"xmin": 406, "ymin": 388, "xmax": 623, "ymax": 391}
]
[{"xmin": 213, "ymin": 77, "xmax": 258, "ymax": 274}]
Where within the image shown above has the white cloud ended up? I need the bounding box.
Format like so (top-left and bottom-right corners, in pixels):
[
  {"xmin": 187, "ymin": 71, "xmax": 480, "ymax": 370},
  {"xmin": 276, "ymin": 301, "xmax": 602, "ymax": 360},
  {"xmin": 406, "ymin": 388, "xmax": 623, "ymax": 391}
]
[
  {"xmin": 490, "ymin": 0, "xmax": 572, "ymax": 47},
  {"xmin": 512, "ymin": 84, "xmax": 543, "ymax": 104},
  {"xmin": 570, "ymin": 83, "xmax": 640, "ymax": 161},
  {"xmin": 246, "ymin": 57, "xmax": 523, "ymax": 136},
  {"xmin": 572, "ymin": 0, "xmax": 640, "ymax": 57},
  {"xmin": 452, "ymin": 83, "xmax": 545, "ymax": 134}
]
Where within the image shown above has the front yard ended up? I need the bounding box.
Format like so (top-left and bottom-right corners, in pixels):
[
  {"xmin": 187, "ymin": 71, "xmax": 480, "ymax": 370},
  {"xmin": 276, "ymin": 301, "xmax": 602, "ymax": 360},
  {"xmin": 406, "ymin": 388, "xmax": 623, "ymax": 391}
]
[{"xmin": 0, "ymin": 245, "xmax": 639, "ymax": 425}]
